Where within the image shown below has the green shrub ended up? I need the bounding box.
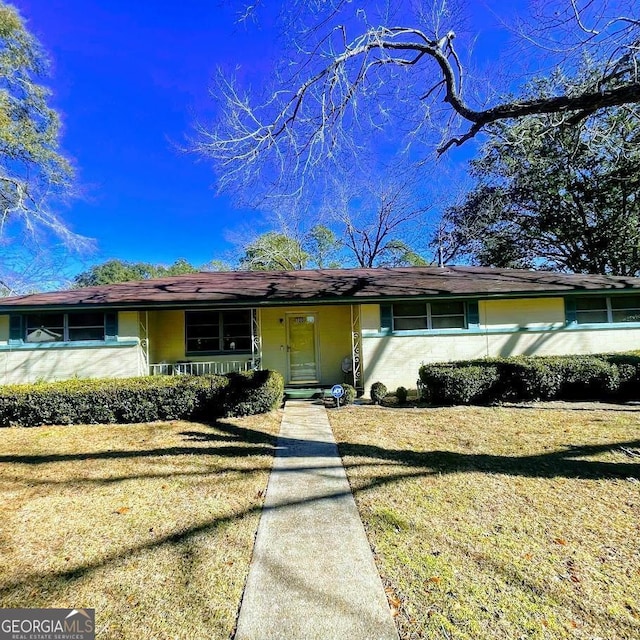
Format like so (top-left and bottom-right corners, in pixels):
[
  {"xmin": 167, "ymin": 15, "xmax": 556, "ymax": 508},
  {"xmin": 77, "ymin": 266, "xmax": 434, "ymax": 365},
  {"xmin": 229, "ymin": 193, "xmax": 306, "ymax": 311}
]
[
  {"xmin": 601, "ymin": 354, "xmax": 640, "ymax": 399},
  {"xmin": 419, "ymin": 364, "xmax": 500, "ymax": 405},
  {"xmin": 222, "ymin": 370, "xmax": 284, "ymax": 417},
  {"xmin": 555, "ymin": 355, "xmax": 620, "ymax": 400},
  {"xmin": 0, "ymin": 370, "xmax": 283, "ymax": 428},
  {"xmin": 499, "ymin": 357, "xmax": 563, "ymax": 401},
  {"xmin": 396, "ymin": 386, "xmax": 408, "ymax": 404},
  {"xmin": 336, "ymin": 384, "xmax": 357, "ymax": 406},
  {"xmin": 418, "ymin": 352, "xmax": 640, "ymax": 406},
  {"xmin": 370, "ymin": 381, "xmax": 388, "ymax": 405}
]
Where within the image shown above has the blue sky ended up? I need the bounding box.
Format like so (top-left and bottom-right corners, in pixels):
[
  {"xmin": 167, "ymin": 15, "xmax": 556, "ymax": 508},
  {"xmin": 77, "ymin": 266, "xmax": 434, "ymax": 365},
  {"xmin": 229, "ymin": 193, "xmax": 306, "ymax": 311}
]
[{"xmin": 12, "ymin": 1, "xmax": 525, "ymax": 271}]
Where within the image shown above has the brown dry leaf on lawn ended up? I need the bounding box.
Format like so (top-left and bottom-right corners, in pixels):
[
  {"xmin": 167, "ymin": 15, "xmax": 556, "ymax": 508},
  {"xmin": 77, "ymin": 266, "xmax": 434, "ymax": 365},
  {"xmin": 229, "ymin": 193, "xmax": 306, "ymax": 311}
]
[
  {"xmin": 384, "ymin": 587, "xmax": 401, "ymax": 607},
  {"xmin": 114, "ymin": 506, "xmax": 130, "ymax": 515},
  {"xmin": 553, "ymin": 537, "xmax": 567, "ymax": 545}
]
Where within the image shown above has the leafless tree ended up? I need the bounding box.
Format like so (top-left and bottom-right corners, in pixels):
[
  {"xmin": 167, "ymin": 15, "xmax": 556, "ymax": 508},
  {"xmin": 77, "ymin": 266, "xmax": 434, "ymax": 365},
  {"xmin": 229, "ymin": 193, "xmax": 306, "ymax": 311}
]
[
  {"xmin": 0, "ymin": 240, "xmax": 77, "ymax": 295},
  {"xmin": 326, "ymin": 165, "xmax": 434, "ymax": 267},
  {"xmin": 198, "ymin": 0, "xmax": 640, "ymax": 196}
]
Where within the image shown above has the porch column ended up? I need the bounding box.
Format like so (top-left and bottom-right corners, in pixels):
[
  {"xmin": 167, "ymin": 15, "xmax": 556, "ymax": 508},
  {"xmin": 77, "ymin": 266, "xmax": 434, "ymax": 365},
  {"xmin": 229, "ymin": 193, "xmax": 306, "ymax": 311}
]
[
  {"xmin": 251, "ymin": 308, "xmax": 262, "ymax": 370},
  {"xmin": 139, "ymin": 311, "xmax": 150, "ymax": 375},
  {"xmin": 350, "ymin": 304, "xmax": 363, "ymax": 391}
]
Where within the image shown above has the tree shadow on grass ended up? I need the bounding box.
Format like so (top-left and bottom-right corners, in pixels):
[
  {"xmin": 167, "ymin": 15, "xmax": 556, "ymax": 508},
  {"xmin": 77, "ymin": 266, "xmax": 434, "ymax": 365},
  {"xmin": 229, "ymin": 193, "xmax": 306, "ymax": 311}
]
[
  {"xmin": 1, "ymin": 416, "xmax": 638, "ymax": 617},
  {"xmin": 337, "ymin": 438, "xmax": 640, "ymax": 480},
  {"xmin": 0, "ymin": 420, "xmax": 277, "ymax": 466}
]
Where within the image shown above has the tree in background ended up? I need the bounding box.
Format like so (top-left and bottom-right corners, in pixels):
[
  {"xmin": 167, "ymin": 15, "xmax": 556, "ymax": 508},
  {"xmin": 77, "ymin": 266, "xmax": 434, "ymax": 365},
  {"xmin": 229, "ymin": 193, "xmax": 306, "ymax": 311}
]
[
  {"xmin": 0, "ymin": 2, "xmax": 91, "ymax": 295},
  {"xmin": 235, "ymin": 225, "xmax": 342, "ymax": 271},
  {"xmin": 328, "ymin": 166, "xmax": 432, "ymax": 267},
  {"xmin": 439, "ymin": 70, "xmax": 640, "ymax": 275},
  {"xmin": 0, "ymin": 2, "xmax": 81, "ymax": 244},
  {"xmin": 73, "ymin": 258, "xmax": 198, "ymax": 287},
  {"xmin": 303, "ymin": 224, "xmax": 341, "ymax": 269},
  {"xmin": 238, "ymin": 232, "xmax": 309, "ymax": 271}
]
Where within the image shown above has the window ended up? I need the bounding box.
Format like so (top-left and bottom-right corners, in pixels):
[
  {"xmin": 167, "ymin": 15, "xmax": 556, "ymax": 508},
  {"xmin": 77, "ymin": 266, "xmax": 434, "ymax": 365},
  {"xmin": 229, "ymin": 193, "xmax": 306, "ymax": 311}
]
[
  {"xmin": 68, "ymin": 312, "xmax": 108, "ymax": 341},
  {"xmin": 185, "ymin": 310, "xmax": 252, "ymax": 354},
  {"xmin": 392, "ymin": 301, "xmax": 466, "ymax": 331},
  {"xmin": 393, "ymin": 303, "xmax": 427, "ymax": 330},
  {"xmin": 25, "ymin": 313, "xmax": 64, "ymax": 342},
  {"xmin": 611, "ymin": 296, "xmax": 640, "ymax": 323},
  {"xmin": 572, "ymin": 296, "xmax": 640, "ymax": 324},
  {"xmin": 22, "ymin": 312, "xmax": 112, "ymax": 342},
  {"xmin": 575, "ymin": 297, "xmax": 609, "ymax": 324}
]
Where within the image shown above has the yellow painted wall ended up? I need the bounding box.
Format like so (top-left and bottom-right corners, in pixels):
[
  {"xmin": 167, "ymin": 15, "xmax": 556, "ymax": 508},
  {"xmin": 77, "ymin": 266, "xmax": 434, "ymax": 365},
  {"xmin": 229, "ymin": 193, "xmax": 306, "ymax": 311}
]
[
  {"xmin": 148, "ymin": 310, "xmax": 185, "ymax": 363},
  {"xmin": 118, "ymin": 311, "xmax": 140, "ymax": 338},
  {"xmin": 260, "ymin": 305, "xmax": 352, "ymax": 385},
  {"xmin": 480, "ymin": 298, "xmax": 565, "ymax": 329},
  {"xmin": 361, "ymin": 304, "xmax": 380, "ymax": 332},
  {"xmin": 0, "ymin": 315, "xmax": 8, "ymax": 343}
]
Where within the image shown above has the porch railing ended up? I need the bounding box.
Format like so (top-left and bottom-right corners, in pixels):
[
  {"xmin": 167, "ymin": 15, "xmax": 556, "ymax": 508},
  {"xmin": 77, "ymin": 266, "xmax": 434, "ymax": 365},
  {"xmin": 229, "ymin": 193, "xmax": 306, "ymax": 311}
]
[{"xmin": 150, "ymin": 360, "xmax": 253, "ymax": 376}]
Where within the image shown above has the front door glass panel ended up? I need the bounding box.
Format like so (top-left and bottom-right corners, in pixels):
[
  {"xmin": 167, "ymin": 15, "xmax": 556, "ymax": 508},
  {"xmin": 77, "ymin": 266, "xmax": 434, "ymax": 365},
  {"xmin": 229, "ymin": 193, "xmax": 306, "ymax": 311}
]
[{"xmin": 288, "ymin": 314, "xmax": 318, "ymax": 382}]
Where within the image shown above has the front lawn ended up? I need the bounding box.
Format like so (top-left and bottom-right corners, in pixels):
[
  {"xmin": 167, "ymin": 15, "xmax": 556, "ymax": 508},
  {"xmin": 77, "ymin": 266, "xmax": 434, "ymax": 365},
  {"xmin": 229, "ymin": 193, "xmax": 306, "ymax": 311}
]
[
  {"xmin": 329, "ymin": 405, "xmax": 640, "ymax": 640},
  {"xmin": 0, "ymin": 413, "xmax": 281, "ymax": 639}
]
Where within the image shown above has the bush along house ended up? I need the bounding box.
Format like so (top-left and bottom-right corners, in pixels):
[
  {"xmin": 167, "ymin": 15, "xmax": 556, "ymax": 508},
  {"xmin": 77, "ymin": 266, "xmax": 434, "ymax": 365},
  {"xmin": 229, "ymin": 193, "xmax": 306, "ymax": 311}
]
[{"xmin": 2, "ymin": 266, "xmax": 640, "ymax": 391}]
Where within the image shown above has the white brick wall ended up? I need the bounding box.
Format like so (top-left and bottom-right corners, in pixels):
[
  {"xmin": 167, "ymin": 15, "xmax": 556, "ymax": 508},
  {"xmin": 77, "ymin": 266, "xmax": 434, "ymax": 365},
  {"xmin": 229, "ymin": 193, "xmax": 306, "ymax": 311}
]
[
  {"xmin": 0, "ymin": 343, "xmax": 144, "ymax": 385},
  {"xmin": 362, "ymin": 328, "xmax": 640, "ymax": 392}
]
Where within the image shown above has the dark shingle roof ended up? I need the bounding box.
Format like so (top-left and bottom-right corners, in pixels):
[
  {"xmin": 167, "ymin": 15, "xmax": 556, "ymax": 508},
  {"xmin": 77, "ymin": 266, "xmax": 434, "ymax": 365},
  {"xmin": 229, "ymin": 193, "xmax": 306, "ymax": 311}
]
[{"xmin": 2, "ymin": 266, "xmax": 640, "ymax": 311}]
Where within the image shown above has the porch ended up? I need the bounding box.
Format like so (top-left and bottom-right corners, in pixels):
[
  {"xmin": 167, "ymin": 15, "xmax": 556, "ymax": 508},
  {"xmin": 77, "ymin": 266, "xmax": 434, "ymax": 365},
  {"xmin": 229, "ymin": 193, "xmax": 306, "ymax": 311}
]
[{"xmin": 140, "ymin": 304, "xmax": 364, "ymax": 389}]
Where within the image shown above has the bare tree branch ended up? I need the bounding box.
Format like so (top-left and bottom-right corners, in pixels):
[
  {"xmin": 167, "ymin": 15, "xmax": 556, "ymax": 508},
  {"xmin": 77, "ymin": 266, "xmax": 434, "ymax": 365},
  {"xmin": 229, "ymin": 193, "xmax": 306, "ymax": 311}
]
[{"xmin": 199, "ymin": 3, "xmax": 640, "ymax": 186}]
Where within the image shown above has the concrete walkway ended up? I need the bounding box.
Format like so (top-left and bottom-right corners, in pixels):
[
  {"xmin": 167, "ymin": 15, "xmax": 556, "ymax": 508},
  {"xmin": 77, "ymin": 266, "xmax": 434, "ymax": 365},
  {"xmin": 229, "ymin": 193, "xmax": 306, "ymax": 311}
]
[{"xmin": 234, "ymin": 400, "xmax": 399, "ymax": 640}]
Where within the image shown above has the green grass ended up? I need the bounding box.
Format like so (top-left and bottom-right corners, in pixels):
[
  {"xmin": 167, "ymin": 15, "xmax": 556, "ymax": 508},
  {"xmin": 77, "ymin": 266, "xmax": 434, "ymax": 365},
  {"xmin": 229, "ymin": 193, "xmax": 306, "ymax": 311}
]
[
  {"xmin": 328, "ymin": 405, "xmax": 640, "ymax": 640},
  {"xmin": 0, "ymin": 413, "xmax": 281, "ymax": 639}
]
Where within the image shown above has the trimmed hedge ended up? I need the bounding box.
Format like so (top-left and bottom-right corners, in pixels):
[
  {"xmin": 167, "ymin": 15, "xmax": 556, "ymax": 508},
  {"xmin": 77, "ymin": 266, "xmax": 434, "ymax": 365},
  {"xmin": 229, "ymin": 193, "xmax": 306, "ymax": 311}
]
[
  {"xmin": 0, "ymin": 370, "xmax": 284, "ymax": 427},
  {"xmin": 420, "ymin": 364, "xmax": 500, "ymax": 405},
  {"xmin": 418, "ymin": 353, "xmax": 640, "ymax": 406},
  {"xmin": 223, "ymin": 369, "xmax": 285, "ymax": 417}
]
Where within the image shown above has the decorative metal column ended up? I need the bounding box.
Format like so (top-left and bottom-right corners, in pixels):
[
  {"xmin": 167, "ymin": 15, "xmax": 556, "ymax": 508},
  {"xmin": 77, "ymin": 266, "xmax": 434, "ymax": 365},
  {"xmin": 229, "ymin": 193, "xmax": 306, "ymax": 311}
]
[
  {"xmin": 251, "ymin": 308, "xmax": 262, "ymax": 370},
  {"xmin": 139, "ymin": 311, "xmax": 150, "ymax": 375},
  {"xmin": 350, "ymin": 305, "xmax": 363, "ymax": 391}
]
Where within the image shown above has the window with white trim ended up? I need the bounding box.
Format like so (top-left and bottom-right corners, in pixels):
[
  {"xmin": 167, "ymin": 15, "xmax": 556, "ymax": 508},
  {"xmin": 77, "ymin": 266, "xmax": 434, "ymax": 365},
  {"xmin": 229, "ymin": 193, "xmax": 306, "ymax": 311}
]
[
  {"xmin": 392, "ymin": 301, "xmax": 466, "ymax": 330},
  {"xmin": 185, "ymin": 310, "xmax": 252, "ymax": 354}
]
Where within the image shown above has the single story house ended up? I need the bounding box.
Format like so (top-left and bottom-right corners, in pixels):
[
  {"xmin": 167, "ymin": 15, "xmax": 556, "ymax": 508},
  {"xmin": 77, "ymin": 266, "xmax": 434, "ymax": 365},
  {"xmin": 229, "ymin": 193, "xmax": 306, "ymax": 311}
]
[{"xmin": 2, "ymin": 265, "xmax": 640, "ymax": 391}]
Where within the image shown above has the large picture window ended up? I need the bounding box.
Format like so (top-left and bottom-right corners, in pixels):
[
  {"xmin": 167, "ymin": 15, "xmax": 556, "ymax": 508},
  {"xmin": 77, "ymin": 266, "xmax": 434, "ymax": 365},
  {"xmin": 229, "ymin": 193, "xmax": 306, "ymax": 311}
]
[
  {"xmin": 23, "ymin": 312, "xmax": 112, "ymax": 342},
  {"xmin": 185, "ymin": 310, "xmax": 252, "ymax": 354},
  {"xmin": 392, "ymin": 301, "xmax": 466, "ymax": 331},
  {"xmin": 574, "ymin": 296, "xmax": 640, "ymax": 324}
]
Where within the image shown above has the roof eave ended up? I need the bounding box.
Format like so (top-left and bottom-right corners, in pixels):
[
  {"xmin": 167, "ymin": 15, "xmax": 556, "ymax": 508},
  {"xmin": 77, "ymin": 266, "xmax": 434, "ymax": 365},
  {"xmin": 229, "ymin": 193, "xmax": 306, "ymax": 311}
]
[{"xmin": 1, "ymin": 286, "xmax": 639, "ymax": 314}]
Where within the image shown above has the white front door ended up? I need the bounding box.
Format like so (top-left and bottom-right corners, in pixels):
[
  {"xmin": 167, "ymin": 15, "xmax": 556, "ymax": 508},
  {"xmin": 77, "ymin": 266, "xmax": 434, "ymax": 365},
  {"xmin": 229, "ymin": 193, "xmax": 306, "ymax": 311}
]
[{"xmin": 287, "ymin": 313, "xmax": 319, "ymax": 383}]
